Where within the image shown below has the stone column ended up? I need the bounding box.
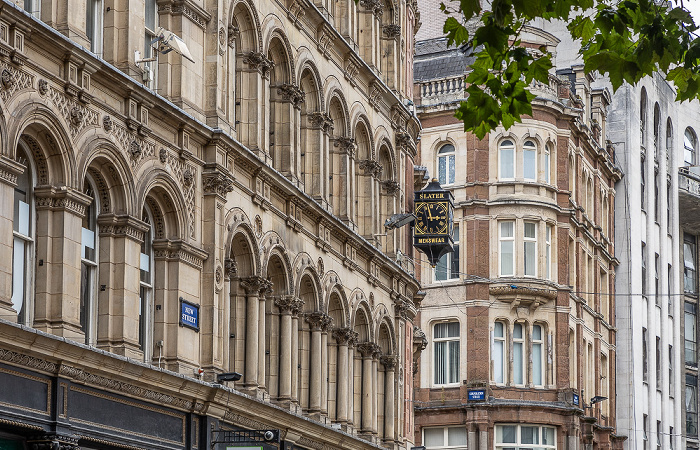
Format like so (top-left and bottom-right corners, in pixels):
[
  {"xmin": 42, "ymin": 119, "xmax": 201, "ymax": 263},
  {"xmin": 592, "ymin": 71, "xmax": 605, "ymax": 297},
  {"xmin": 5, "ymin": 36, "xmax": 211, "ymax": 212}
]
[
  {"xmin": 257, "ymin": 279, "xmax": 272, "ymax": 390},
  {"xmin": 381, "ymin": 355, "xmax": 397, "ymax": 442},
  {"xmin": 357, "ymin": 341, "xmax": 379, "ymax": 433},
  {"xmin": 332, "ymin": 328, "xmax": 354, "ymax": 423},
  {"xmin": 290, "ymin": 297, "xmax": 304, "ymax": 405},
  {"xmin": 371, "ymin": 345, "xmax": 380, "ymax": 435},
  {"xmin": 305, "ymin": 311, "xmax": 331, "ymax": 414},
  {"xmin": 240, "ymin": 276, "xmax": 266, "ymax": 389},
  {"xmin": 320, "ymin": 316, "xmax": 331, "ymax": 416},
  {"xmin": 274, "ymin": 295, "xmax": 295, "ymax": 402},
  {"xmin": 347, "ymin": 331, "xmax": 359, "ymax": 428}
]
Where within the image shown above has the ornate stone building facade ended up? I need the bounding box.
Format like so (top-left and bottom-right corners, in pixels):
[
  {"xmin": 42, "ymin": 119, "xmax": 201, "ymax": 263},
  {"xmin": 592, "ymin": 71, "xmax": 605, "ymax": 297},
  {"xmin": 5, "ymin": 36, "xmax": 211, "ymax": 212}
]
[
  {"xmin": 412, "ymin": 13, "xmax": 624, "ymax": 450},
  {"xmin": 0, "ymin": 0, "xmax": 423, "ymax": 448}
]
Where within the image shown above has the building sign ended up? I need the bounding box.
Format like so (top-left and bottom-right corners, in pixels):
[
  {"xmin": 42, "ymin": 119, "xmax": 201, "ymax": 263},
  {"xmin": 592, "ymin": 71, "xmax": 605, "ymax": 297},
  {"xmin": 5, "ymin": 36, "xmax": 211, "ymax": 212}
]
[
  {"xmin": 413, "ymin": 179, "xmax": 454, "ymax": 266},
  {"xmin": 468, "ymin": 389, "xmax": 486, "ymax": 401},
  {"xmin": 573, "ymin": 393, "xmax": 580, "ymax": 406},
  {"xmin": 180, "ymin": 298, "xmax": 199, "ymax": 331}
]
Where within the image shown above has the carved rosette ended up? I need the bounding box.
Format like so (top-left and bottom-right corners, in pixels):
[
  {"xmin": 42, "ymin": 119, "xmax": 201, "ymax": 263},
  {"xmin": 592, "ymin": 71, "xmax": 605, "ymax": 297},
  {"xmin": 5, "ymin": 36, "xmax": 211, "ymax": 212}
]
[
  {"xmin": 334, "ymin": 136, "xmax": 356, "ymax": 157},
  {"xmin": 305, "ymin": 311, "xmax": 333, "ymax": 331},
  {"xmin": 277, "ymin": 83, "xmax": 305, "ymax": 109},
  {"xmin": 356, "ymin": 341, "xmax": 381, "ymax": 359},
  {"xmin": 380, "ymin": 355, "xmax": 397, "ymax": 370},
  {"xmin": 243, "ymin": 51, "xmax": 274, "ymax": 76},
  {"xmin": 202, "ymin": 172, "xmax": 234, "ymax": 197}
]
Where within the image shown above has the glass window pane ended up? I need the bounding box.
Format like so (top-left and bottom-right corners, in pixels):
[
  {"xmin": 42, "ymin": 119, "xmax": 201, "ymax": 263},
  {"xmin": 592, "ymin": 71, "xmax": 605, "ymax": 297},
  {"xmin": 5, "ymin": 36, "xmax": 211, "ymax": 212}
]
[
  {"xmin": 495, "ymin": 321, "xmax": 504, "ymax": 337},
  {"xmin": 545, "ymin": 151, "xmax": 550, "ymax": 183},
  {"xmin": 449, "ymin": 155, "xmax": 455, "ymax": 184},
  {"xmin": 438, "ymin": 156, "xmax": 447, "ymax": 185},
  {"xmin": 424, "ymin": 428, "xmax": 444, "ymax": 447},
  {"xmin": 435, "ymin": 254, "xmax": 448, "ymax": 281},
  {"xmin": 17, "ymin": 200, "xmax": 29, "ymax": 236},
  {"xmin": 524, "ymin": 222, "xmax": 536, "ymax": 238},
  {"xmin": 82, "ymin": 227, "xmax": 95, "ymax": 261},
  {"xmin": 447, "ymin": 322, "xmax": 460, "ymax": 337},
  {"xmin": 514, "ymin": 323, "xmax": 523, "ymax": 339},
  {"xmin": 543, "ymin": 427, "xmax": 555, "ymax": 445},
  {"xmin": 494, "ymin": 340, "xmax": 504, "ymax": 383},
  {"xmin": 533, "ymin": 325, "xmax": 542, "ymax": 340},
  {"xmin": 500, "ymin": 147, "xmax": 514, "ymax": 179},
  {"xmin": 501, "ymin": 241, "xmax": 513, "ymax": 275},
  {"xmin": 514, "ymin": 342, "xmax": 523, "ymax": 384},
  {"xmin": 524, "ymin": 148, "xmax": 536, "ymax": 180},
  {"xmin": 524, "ymin": 241, "xmax": 536, "ymax": 276},
  {"xmin": 521, "ymin": 426, "xmax": 538, "ymax": 444},
  {"xmin": 434, "ymin": 323, "xmax": 447, "ymax": 338},
  {"xmin": 449, "ymin": 340, "xmax": 459, "ymax": 383},
  {"xmin": 501, "ymin": 221, "xmax": 514, "ymax": 238},
  {"xmin": 434, "ymin": 341, "xmax": 445, "ymax": 385},
  {"xmin": 533, "ymin": 343, "xmax": 542, "ymax": 385},
  {"xmin": 11, "ymin": 237, "xmax": 25, "ymax": 314},
  {"xmin": 439, "ymin": 144, "xmax": 455, "ymax": 154},
  {"xmin": 496, "ymin": 425, "xmax": 517, "ymax": 443},
  {"xmin": 448, "ymin": 427, "xmax": 467, "ymax": 446}
]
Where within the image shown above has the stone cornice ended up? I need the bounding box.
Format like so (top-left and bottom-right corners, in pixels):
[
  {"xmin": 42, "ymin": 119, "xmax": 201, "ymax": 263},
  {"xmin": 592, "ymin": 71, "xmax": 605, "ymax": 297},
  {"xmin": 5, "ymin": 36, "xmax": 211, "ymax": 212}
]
[
  {"xmin": 157, "ymin": 0, "xmax": 212, "ymax": 30},
  {"xmin": 0, "ymin": 154, "xmax": 24, "ymax": 187}
]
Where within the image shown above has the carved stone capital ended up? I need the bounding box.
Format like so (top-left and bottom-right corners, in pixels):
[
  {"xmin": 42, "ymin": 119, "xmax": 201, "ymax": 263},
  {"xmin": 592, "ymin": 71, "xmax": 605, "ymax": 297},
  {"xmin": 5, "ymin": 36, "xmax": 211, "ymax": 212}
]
[
  {"xmin": 382, "ymin": 180, "xmax": 400, "ymax": 195},
  {"xmin": 359, "ymin": 159, "xmax": 382, "ymax": 177},
  {"xmin": 97, "ymin": 213, "xmax": 150, "ymax": 242},
  {"xmin": 380, "ymin": 355, "xmax": 397, "ymax": 370},
  {"xmin": 240, "ymin": 276, "xmax": 271, "ymax": 296},
  {"xmin": 307, "ymin": 111, "xmax": 334, "ymax": 132},
  {"xmin": 305, "ymin": 311, "xmax": 333, "ymax": 331},
  {"xmin": 243, "ymin": 51, "xmax": 274, "ymax": 75},
  {"xmin": 360, "ymin": 0, "xmax": 383, "ymax": 17},
  {"xmin": 382, "ymin": 24, "xmax": 401, "ymax": 39},
  {"xmin": 34, "ymin": 185, "xmax": 92, "ymax": 217},
  {"xmin": 332, "ymin": 327, "xmax": 355, "ymax": 345},
  {"xmin": 202, "ymin": 170, "xmax": 234, "ymax": 198},
  {"xmin": 356, "ymin": 341, "xmax": 381, "ymax": 359},
  {"xmin": 334, "ymin": 136, "xmax": 356, "ymax": 157},
  {"xmin": 277, "ymin": 83, "xmax": 305, "ymax": 109}
]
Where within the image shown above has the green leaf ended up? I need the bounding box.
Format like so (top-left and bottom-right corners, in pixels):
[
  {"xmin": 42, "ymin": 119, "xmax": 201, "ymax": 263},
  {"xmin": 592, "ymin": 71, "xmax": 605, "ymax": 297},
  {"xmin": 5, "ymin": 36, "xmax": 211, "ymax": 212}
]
[{"xmin": 444, "ymin": 17, "xmax": 470, "ymax": 46}]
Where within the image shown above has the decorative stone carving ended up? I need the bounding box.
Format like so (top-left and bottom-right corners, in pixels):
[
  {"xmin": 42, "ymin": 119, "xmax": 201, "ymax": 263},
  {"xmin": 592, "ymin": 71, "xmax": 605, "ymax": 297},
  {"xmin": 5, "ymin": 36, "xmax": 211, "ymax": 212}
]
[
  {"xmin": 356, "ymin": 341, "xmax": 381, "ymax": 358},
  {"xmin": 243, "ymin": 51, "xmax": 274, "ymax": 75},
  {"xmin": 359, "ymin": 159, "xmax": 382, "ymax": 177},
  {"xmin": 305, "ymin": 311, "xmax": 333, "ymax": 331},
  {"xmin": 317, "ymin": 24, "xmax": 335, "ymax": 58},
  {"xmin": 69, "ymin": 106, "xmax": 84, "ymax": 126},
  {"xmin": 380, "ymin": 355, "xmax": 397, "ymax": 370},
  {"xmin": 228, "ymin": 25, "xmax": 239, "ymax": 47},
  {"xmin": 224, "ymin": 257, "xmax": 238, "ymax": 278},
  {"xmin": 277, "ymin": 83, "xmax": 305, "ymax": 109},
  {"xmin": 159, "ymin": 147, "xmax": 167, "ymax": 163},
  {"xmin": 38, "ymin": 78, "xmax": 48, "ymax": 95},
  {"xmin": 254, "ymin": 215, "xmax": 263, "ymax": 237},
  {"xmin": 359, "ymin": 0, "xmax": 383, "ymax": 16},
  {"xmin": 287, "ymin": 0, "xmax": 309, "ymax": 28},
  {"xmin": 182, "ymin": 168, "xmax": 194, "ymax": 187},
  {"xmin": 28, "ymin": 433, "xmax": 80, "ymax": 450},
  {"xmin": 308, "ymin": 111, "xmax": 333, "ymax": 132},
  {"xmin": 1, "ymin": 68, "xmax": 14, "ymax": 88},
  {"xmin": 382, "ymin": 24, "xmax": 401, "ymax": 39},
  {"xmin": 334, "ymin": 136, "xmax": 356, "ymax": 157},
  {"xmin": 102, "ymin": 115, "xmax": 113, "ymax": 132},
  {"xmin": 382, "ymin": 180, "xmax": 400, "ymax": 195},
  {"xmin": 274, "ymin": 295, "xmax": 304, "ymax": 314},
  {"xmin": 129, "ymin": 140, "xmax": 141, "ymax": 158},
  {"xmin": 240, "ymin": 276, "xmax": 272, "ymax": 296},
  {"xmin": 332, "ymin": 327, "xmax": 356, "ymax": 345},
  {"xmin": 202, "ymin": 172, "xmax": 234, "ymax": 197}
]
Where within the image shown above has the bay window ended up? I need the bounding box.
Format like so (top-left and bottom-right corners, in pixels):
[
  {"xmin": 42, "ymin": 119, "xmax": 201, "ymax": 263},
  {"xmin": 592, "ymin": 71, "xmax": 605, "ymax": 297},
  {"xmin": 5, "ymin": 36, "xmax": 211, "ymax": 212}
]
[
  {"xmin": 495, "ymin": 424, "xmax": 556, "ymax": 449},
  {"xmin": 433, "ymin": 322, "xmax": 460, "ymax": 386}
]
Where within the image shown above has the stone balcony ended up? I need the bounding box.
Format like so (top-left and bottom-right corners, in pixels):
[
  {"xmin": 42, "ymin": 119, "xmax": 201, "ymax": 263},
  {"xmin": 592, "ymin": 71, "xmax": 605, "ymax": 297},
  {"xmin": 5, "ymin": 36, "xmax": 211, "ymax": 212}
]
[{"xmin": 678, "ymin": 166, "xmax": 700, "ymax": 231}]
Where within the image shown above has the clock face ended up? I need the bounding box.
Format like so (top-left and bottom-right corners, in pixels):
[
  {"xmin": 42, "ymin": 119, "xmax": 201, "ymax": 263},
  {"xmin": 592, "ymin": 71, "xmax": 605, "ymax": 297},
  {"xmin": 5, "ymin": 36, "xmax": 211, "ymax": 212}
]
[{"xmin": 414, "ymin": 201, "xmax": 449, "ymax": 235}]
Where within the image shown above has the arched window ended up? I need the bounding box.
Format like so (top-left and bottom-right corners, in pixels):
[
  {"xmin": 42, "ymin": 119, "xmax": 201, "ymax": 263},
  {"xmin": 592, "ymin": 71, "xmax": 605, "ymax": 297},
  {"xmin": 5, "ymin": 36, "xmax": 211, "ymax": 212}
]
[
  {"xmin": 667, "ymin": 118, "xmax": 673, "ymax": 164},
  {"xmin": 523, "ymin": 140, "xmax": 536, "ymax": 181},
  {"xmin": 437, "ymin": 143, "xmax": 455, "ymax": 185},
  {"xmin": 532, "ymin": 324, "xmax": 544, "ymax": 386},
  {"xmin": 499, "ymin": 140, "xmax": 515, "ymax": 180},
  {"xmin": 80, "ymin": 179, "xmax": 98, "ymax": 345},
  {"xmin": 433, "ymin": 321, "xmax": 459, "ymax": 386},
  {"xmin": 685, "ymin": 128, "xmax": 696, "ymax": 166},
  {"xmin": 640, "ymin": 88, "xmax": 647, "ymax": 146},
  {"xmin": 140, "ymin": 205, "xmax": 155, "ymax": 360},
  {"xmin": 513, "ymin": 323, "xmax": 524, "ymax": 385},
  {"xmin": 492, "ymin": 321, "xmax": 506, "ymax": 383},
  {"xmin": 12, "ymin": 148, "xmax": 34, "ymax": 325},
  {"xmin": 653, "ymin": 103, "xmax": 660, "ymax": 159},
  {"xmin": 544, "ymin": 144, "xmax": 551, "ymax": 184}
]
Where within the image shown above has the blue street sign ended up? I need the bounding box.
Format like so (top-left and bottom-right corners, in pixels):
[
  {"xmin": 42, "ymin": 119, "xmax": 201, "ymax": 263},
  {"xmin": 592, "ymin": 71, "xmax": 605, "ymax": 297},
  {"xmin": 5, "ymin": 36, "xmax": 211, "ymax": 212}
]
[
  {"xmin": 468, "ymin": 389, "xmax": 486, "ymax": 401},
  {"xmin": 180, "ymin": 298, "xmax": 199, "ymax": 331},
  {"xmin": 573, "ymin": 394, "xmax": 580, "ymax": 406}
]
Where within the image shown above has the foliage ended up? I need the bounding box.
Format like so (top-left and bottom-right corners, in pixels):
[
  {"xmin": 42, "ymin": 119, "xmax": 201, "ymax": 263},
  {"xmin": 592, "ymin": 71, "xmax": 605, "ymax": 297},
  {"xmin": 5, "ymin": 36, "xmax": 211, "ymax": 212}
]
[{"xmin": 440, "ymin": 0, "xmax": 699, "ymax": 139}]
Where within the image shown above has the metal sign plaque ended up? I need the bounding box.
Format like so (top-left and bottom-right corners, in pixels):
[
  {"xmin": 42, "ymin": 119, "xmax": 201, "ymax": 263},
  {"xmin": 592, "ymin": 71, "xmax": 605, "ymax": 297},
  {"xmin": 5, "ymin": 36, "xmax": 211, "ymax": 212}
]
[{"xmin": 180, "ymin": 298, "xmax": 199, "ymax": 331}]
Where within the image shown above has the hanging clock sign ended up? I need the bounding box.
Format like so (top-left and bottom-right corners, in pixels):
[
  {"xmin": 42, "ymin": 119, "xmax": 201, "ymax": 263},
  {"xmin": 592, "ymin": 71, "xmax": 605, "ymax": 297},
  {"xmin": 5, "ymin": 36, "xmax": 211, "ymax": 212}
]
[{"xmin": 413, "ymin": 178, "xmax": 454, "ymax": 266}]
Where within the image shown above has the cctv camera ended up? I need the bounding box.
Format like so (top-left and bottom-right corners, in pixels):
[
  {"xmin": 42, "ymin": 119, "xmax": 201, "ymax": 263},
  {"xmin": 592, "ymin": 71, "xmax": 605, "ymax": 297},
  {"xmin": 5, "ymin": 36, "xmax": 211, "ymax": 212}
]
[
  {"xmin": 216, "ymin": 372, "xmax": 242, "ymax": 382},
  {"xmin": 154, "ymin": 27, "xmax": 195, "ymax": 63},
  {"xmin": 263, "ymin": 431, "xmax": 276, "ymax": 441}
]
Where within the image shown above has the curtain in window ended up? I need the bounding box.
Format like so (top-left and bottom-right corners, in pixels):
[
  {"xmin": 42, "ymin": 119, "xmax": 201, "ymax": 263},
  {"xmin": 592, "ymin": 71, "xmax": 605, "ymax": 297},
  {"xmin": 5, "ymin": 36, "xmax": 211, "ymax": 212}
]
[
  {"xmin": 434, "ymin": 341, "xmax": 445, "ymax": 385},
  {"xmin": 493, "ymin": 322, "xmax": 504, "ymax": 383},
  {"xmin": 513, "ymin": 324, "xmax": 524, "ymax": 384},
  {"xmin": 532, "ymin": 325, "xmax": 543, "ymax": 386},
  {"xmin": 449, "ymin": 338, "xmax": 459, "ymax": 383},
  {"xmin": 685, "ymin": 241, "xmax": 697, "ymax": 293}
]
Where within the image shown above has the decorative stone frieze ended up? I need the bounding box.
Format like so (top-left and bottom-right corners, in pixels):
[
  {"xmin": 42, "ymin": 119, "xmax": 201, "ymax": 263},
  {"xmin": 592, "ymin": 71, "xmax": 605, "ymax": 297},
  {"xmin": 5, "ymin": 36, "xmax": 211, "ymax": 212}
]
[
  {"xmin": 395, "ymin": 130, "xmax": 416, "ymax": 157},
  {"xmin": 33, "ymin": 185, "xmax": 92, "ymax": 217},
  {"xmin": 160, "ymin": 0, "xmax": 211, "ymax": 30},
  {"xmin": 368, "ymin": 81, "xmax": 385, "ymax": 111},
  {"xmin": 489, "ymin": 284, "xmax": 557, "ymax": 311},
  {"xmin": 343, "ymin": 54, "xmax": 361, "ymax": 87},
  {"xmin": 0, "ymin": 155, "xmax": 24, "ymax": 187}
]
